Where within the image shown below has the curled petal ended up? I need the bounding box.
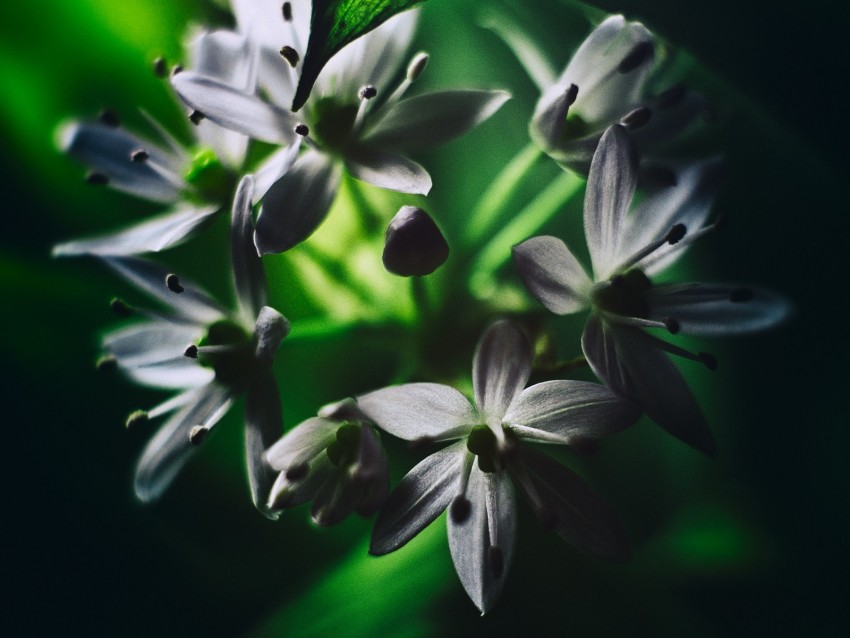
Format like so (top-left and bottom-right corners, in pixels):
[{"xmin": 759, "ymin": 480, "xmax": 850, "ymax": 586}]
[
  {"xmin": 265, "ymin": 417, "xmax": 339, "ymax": 470},
  {"xmin": 245, "ymin": 370, "xmax": 284, "ymax": 518},
  {"xmin": 230, "ymin": 175, "xmax": 267, "ymax": 321},
  {"xmin": 473, "ymin": 320, "xmax": 532, "ymax": 420},
  {"xmin": 513, "ymin": 235, "xmax": 592, "ymax": 314},
  {"xmin": 345, "ymin": 147, "xmax": 432, "ymax": 195}
]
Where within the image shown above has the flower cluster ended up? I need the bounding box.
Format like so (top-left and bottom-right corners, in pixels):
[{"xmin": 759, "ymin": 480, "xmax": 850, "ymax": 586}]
[{"xmin": 56, "ymin": 1, "xmax": 789, "ymax": 616}]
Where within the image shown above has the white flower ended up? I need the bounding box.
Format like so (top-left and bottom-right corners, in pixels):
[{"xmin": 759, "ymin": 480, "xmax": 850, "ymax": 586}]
[
  {"xmin": 103, "ymin": 176, "xmax": 289, "ymax": 516},
  {"xmin": 172, "ymin": 3, "xmax": 510, "ymax": 254},
  {"xmin": 53, "ymin": 29, "xmax": 297, "ymax": 257},
  {"xmin": 358, "ymin": 320, "xmax": 638, "ymax": 613},
  {"xmin": 513, "ymin": 125, "xmax": 791, "ymax": 455},
  {"xmin": 264, "ymin": 398, "xmax": 389, "ymax": 525}
]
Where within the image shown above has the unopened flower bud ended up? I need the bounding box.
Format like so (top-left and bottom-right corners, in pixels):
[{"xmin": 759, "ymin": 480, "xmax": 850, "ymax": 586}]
[{"xmin": 382, "ymin": 206, "xmax": 449, "ymax": 277}]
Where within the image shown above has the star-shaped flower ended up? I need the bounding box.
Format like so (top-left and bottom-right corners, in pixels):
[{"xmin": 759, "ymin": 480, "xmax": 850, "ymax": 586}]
[
  {"xmin": 357, "ymin": 320, "xmax": 639, "ymax": 613},
  {"xmin": 264, "ymin": 398, "xmax": 389, "ymax": 525},
  {"xmin": 103, "ymin": 175, "xmax": 289, "ymax": 516},
  {"xmin": 172, "ymin": 4, "xmax": 510, "ymax": 254},
  {"xmin": 513, "ymin": 124, "xmax": 791, "ymax": 454}
]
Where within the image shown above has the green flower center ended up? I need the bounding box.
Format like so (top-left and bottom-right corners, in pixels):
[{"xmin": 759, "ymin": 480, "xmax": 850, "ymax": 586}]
[
  {"xmin": 561, "ymin": 113, "xmax": 591, "ymax": 142},
  {"xmin": 197, "ymin": 319, "xmax": 255, "ymax": 391},
  {"xmin": 326, "ymin": 422, "xmax": 365, "ymax": 468},
  {"xmin": 308, "ymin": 97, "xmax": 359, "ymax": 152},
  {"xmin": 591, "ymin": 268, "xmax": 652, "ymax": 318},
  {"xmin": 184, "ymin": 148, "xmax": 237, "ymax": 205},
  {"xmin": 466, "ymin": 423, "xmax": 516, "ymax": 473}
]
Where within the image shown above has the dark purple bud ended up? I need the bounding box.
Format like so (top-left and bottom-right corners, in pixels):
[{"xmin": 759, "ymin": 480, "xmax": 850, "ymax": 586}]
[{"xmin": 382, "ymin": 206, "xmax": 449, "ymax": 277}]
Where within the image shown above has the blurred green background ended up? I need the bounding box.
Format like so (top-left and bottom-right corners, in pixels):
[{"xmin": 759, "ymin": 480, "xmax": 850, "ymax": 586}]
[{"xmin": 1, "ymin": 0, "xmax": 845, "ymax": 636}]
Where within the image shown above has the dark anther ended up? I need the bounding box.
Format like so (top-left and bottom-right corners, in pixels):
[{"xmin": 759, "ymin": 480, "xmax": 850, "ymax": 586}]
[
  {"xmin": 699, "ymin": 352, "xmax": 718, "ymax": 371},
  {"xmin": 282, "ymin": 2, "xmax": 293, "ymax": 21},
  {"xmin": 98, "ymin": 109, "xmax": 120, "ymax": 127},
  {"xmin": 171, "ymin": 64, "xmax": 184, "ymax": 76},
  {"xmin": 110, "ymin": 298, "xmax": 134, "ymax": 317},
  {"xmin": 450, "ymin": 496, "xmax": 472, "ymax": 524},
  {"xmin": 280, "ymin": 46, "xmax": 300, "ymax": 67},
  {"xmin": 165, "ymin": 273, "xmax": 184, "ymax": 294},
  {"xmin": 130, "ymin": 149, "xmax": 149, "ymax": 163},
  {"xmin": 189, "ymin": 110, "xmax": 205, "ymax": 125},
  {"xmin": 294, "ymin": 123, "xmax": 310, "ymax": 137},
  {"xmin": 656, "ymin": 84, "xmax": 686, "ymax": 109},
  {"xmin": 96, "ymin": 354, "xmax": 118, "ymax": 372},
  {"xmin": 620, "ymin": 106, "xmax": 652, "ymax": 130},
  {"xmin": 86, "ymin": 172, "xmax": 109, "ymax": 186},
  {"xmin": 618, "ymin": 41, "xmax": 654, "ymax": 73},
  {"xmin": 488, "ymin": 546, "xmax": 504, "ymax": 579},
  {"xmin": 125, "ymin": 410, "xmax": 148, "ymax": 429},
  {"xmin": 729, "ymin": 287, "xmax": 754, "ymax": 303},
  {"xmin": 183, "ymin": 345, "xmax": 198, "ymax": 359},
  {"xmin": 666, "ymin": 223, "xmax": 687, "ymax": 244},
  {"xmin": 286, "ymin": 462, "xmax": 310, "ymax": 481},
  {"xmin": 189, "ymin": 425, "xmax": 208, "ymax": 446},
  {"xmin": 359, "ymin": 85, "xmax": 378, "ymax": 100},
  {"xmin": 153, "ymin": 56, "xmax": 168, "ymax": 78},
  {"xmin": 664, "ymin": 317, "xmax": 680, "ymax": 334},
  {"xmin": 565, "ymin": 83, "xmax": 579, "ymax": 106}
]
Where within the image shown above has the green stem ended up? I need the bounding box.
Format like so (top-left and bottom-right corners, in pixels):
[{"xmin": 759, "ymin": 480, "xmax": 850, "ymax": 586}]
[
  {"xmin": 536, "ymin": 354, "xmax": 588, "ymax": 376},
  {"xmin": 345, "ymin": 174, "xmax": 383, "ymax": 237},
  {"xmin": 462, "ymin": 141, "xmax": 543, "ymax": 249},
  {"xmin": 410, "ymin": 276, "xmax": 430, "ymax": 321}
]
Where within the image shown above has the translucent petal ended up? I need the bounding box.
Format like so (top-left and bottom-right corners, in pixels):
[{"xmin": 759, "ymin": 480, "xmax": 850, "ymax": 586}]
[
  {"xmin": 472, "ymin": 320, "xmax": 532, "ymax": 420},
  {"xmin": 513, "ymin": 235, "xmax": 592, "ymax": 314}
]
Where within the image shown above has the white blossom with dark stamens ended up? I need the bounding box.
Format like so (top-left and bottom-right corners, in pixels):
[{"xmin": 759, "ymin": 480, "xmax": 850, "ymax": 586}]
[
  {"xmin": 264, "ymin": 398, "xmax": 389, "ymax": 525},
  {"xmin": 172, "ymin": 6, "xmax": 510, "ymax": 254},
  {"xmin": 513, "ymin": 125, "xmax": 791, "ymax": 455},
  {"xmin": 102, "ymin": 176, "xmax": 289, "ymax": 516},
  {"xmin": 359, "ymin": 320, "xmax": 638, "ymax": 614},
  {"xmin": 53, "ymin": 28, "xmax": 299, "ymax": 258},
  {"xmin": 489, "ymin": 13, "xmax": 706, "ymax": 175}
]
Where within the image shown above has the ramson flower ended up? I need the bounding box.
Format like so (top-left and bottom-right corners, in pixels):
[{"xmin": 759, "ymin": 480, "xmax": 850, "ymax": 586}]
[
  {"xmin": 513, "ymin": 125, "xmax": 791, "ymax": 455},
  {"xmin": 53, "ymin": 29, "xmax": 297, "ymax": 257},
  {"xmin": 172, "ymin": 1, "xmax": 510, "ymax": 254},
  {"xmin": 264, "ymin": 398, "xmax": 389, "ymax": 525},
  {"xmin": 494, "ymin": 13, "xmax": 705, "ymax": 176},
  {"xmin": 103, "ymin": 176, "xmax": 289, "ymax": 516},
  {"xmin": 358, "ymin": 320, "xmax": 639, "ymax": 613}
]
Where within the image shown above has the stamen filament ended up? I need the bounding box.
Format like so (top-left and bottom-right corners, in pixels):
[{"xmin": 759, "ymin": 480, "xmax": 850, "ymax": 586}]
[{"xmin": 614, "ymin": 223, "xmax": 686, "ymax": 273}]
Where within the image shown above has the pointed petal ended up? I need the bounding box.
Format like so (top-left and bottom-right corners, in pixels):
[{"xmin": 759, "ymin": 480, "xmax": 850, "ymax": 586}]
[
  {"xmin": 58, "ymin": 121, "xmax": 182, "ymax": 203},
  {"xmin": 253, "ymin": 306, "xmax": 290, "ymax": 366},
  {"xmin": 513, "ymin": 235, "xmax": 592, "ymax": 314},
  {"xmin": 134, "ymin": 383, "xmax": 230, "ymax": 502},
  {"xmin": 473, "ymin": 320, "xmax": 532, "ymax": 420},
  {"xmin": 345, "ymin": 147, "xmax": 432, "ymax": 195},
  {"xmin": 519, "ymin": 449, "xmax": 630, "ymax": 560},
  {"xmin": 364, "ymin": 90, "xmax": 510, "ymax": 150},
  {"xmin": 105, "ymin": 321, "xmax": 203, "ymax": 367},
  {"xmin": 583, "ymin": 319, "xmax": 716, "ymax": 456},
  {"xmin": 268, "ymin": 455, "xmax": 334, "ymax": 510},
  {"xmin": 370, "ymin": 442, "xmax": 465, "ymax": 555},
  {"xmin": 265, "ymin": 417, "xmax": 339, "ymax": 470},
  {"xmin": 102, "ymin": 256, "xmax": 224, "ymax": 324},
  {"xmin": 530, "ymin": 85, "xmax": 575, "ymax": 151},
  {"xmin": 245, "ymin": 369, "xmax": 284, "ymax": 518},
  {"xmin": 448, "ymin": 465, "xmax": 516, "ymax": 614},
  {"xmin": 254, "ymin": 151, "xmax": 341, "ymax": 254},
  {"xmin": 230, "ymin": 175, "xmax": 266, "ymax": 320},
  {"xmin": 53, "ymin": 205, "xmax": 220, "ymax": 257},
  {"xmin": 504, "ymin": 380, "xmax": 640, "ymax": 443},
  {"xmin": 647, "ymin": 284, "xmax": 792, "ymax": 336},
  {"xmin": 252, "ymin": 141, "xmax": 301, "ymax": 203},
  {"xmin": 311, "ymin": 468, "xmax": 360, "ymax": 526},
  {"xmin": 172, "ymin": 71, "xmax": 295, "ymax": 144},
  {"xmin": 357, "ymin": 383, "xmax": 478, "ymax": 441},
  {"xmin": 584, "ymin": 124, "xmax": 638, "ymax": 279}
]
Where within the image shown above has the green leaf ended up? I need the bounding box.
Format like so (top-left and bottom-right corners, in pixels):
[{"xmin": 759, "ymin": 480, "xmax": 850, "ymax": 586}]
[{"xmin": 292, "ymin": 0, "xmax": 430, "ymax": 112}]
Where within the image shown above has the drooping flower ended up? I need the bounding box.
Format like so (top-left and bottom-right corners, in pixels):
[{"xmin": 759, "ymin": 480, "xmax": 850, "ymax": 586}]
[
  {"xmin": 172, "ymin": 3, "xmax": 510, "ymax": 254},
  {"xmin": 102, "ymin": 175, "xmax": 289, "ymax": 516},
  {"xmin": 491, "ymin": 13, "xmax": 706, "ymax": 176},
  {"xmin": 358, "ymin": 320, "xmax": 639, "ymax": 613},
  {"xmin": 513, "ymin": 125, "xmax": 791, "ymax": 455},
  {"xmin": 265, "ymin": 398, "xmax": 389, "ymax": 525},
  {"xmin": 53, "ymin": 28, "xmax": 297, "ymax": 257}
]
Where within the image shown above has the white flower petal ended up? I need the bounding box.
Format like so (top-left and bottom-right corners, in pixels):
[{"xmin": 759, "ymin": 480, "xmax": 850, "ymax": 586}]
[
  {"xmin": 245, "ymin": 369, "xmax": 284, "ymax": 518},
  {"xmin": 232, "ymin": 0, "xmax": 309, "ymax": 54},
  {"xmin": 230, "ymin": 175, "xmax": 266, "ymax": 321},
  {"xmin": 252, "ymin": 141, "xmax": 301, "ymax": 203},
  {"xmin": 311, "ymin": 467, "xmax": 361, "ymax": 526},
  {"xmin": 255, "ymin": 151, "xmax": 341, "ymax": 254},
  {"xmin": 448, "ymin": 464, "xmax": 516, "ymax": 614},
  {"xmin": 59, "ymin": 122, "xmax": 182, "ymax": 203},
  {"xmin": 121, "ymin": 360, "xmax": 215, "ymax": 390},
  {"xmin": 253, "ymin": 306, "xmax": 290, "ymax": 366},
  {"xmin": 52, "ymin": 205, "xmax": 220, "ymax": 257},
  {"xmin": 370, "ymin": 442, "xmax": 465, "ymax": 555},
  {"xmin": 530, "ymin": 84, "xmax": 575, "ymax": 151},
  {"xmin": 268, "ymin": 454, "xmax": 334, "ymax": 510},
  {"xmin": 357, "ymin": 383, "xmax": 478, "ymax": 441},
  {"xmin": 647, "ymin": 284, "xmax": 792, "ymax": 336},
  {"xmin": 134, "ymin": 383, "xmax": 230, "ymax": 502},
  {"xmin": 265, "ymin": 417, "xmax": 339, "ymax": 470},
  {"xmin": 584, "ymin": 124, "xmax": 639, "ymax": 279},
  {"xmin": 473, "ymin": 320, "xmax": 532, "ymax": 420},
  {"xmin": 105, "ymin": 321, "xmax": 204, "ymax": 368},
  {"xmin": 364, "ymin": 90, "xmax": 510, "ymax": 150},
  {"xmin": 519, "ymin": 448, "xmax": 629, "ymax": 560},
  {"xmin": 513, "ymin": 235, "xmax": 592, "ymax": 314},
  {"xmin": 345, "ymin": 147, "xmax": 432, "ymax": 195},
  {"xmin": 172, "ymin": 71, "xmax": 295, "ymax": 144},
  {"xmin": 504, "ymin": 380, "xmax": 639, "ymax": 443}
]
